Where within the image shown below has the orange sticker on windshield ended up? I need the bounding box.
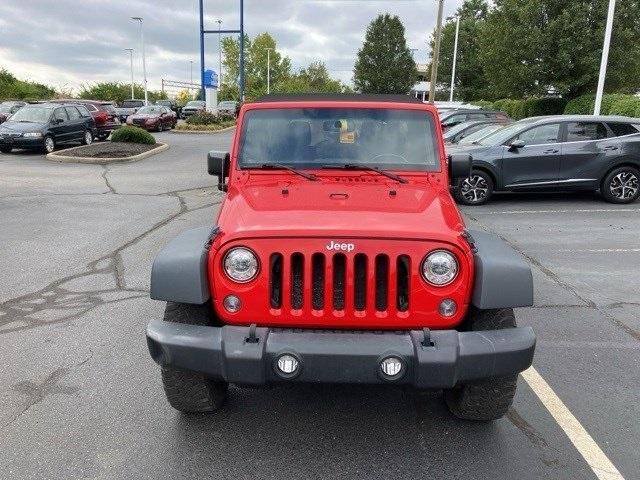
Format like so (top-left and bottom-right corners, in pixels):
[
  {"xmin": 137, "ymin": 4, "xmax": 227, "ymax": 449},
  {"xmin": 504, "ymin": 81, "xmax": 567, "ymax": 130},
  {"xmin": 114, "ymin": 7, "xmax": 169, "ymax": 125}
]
[{"xmin": 340, "ymin": 131, "xmax": 355, "ymax": 143}]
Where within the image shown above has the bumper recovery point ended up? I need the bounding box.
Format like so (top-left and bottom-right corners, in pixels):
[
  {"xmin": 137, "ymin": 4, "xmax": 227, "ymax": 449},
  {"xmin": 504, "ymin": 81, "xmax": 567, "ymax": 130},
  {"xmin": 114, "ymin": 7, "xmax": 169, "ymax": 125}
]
[{"xmin": 146, "ymin": 321, "xmax": 535, "ymax": 388}]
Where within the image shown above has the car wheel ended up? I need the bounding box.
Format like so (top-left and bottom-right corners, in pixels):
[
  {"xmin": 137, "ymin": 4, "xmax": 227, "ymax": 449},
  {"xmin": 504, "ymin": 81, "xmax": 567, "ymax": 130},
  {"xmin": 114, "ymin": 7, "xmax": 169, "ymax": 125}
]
[
  {"xmin": 443, "ymin": 307, "xmax": 518, "ymax": 421},
  {"xmin": 157, "ymin": 122, "xmax": 164, "ymax": 132},
  {"xmin": 0, "ymin": 146, "xmax": 12, "ymax": 154},
  {"xmin": 601, "ymin": 166, "xmax": 640, "ymax": 204},
  {"xmin": 43, "ymin": 136, "xmax": 55, "ymax": 153},
  {"xmin": 159, "ymin": 302, "xmax": 228, "ymax": 413},
  {"xmin": 97, "ymin": 133, "xmax": 110, "ymax": 141},
  {"xmin": 82, "ymin": 130, "xmax": 93, "ymax": 145},
  {"xmin": 454, "ymin": 170, "xmax": 494, "ymax": 206}
]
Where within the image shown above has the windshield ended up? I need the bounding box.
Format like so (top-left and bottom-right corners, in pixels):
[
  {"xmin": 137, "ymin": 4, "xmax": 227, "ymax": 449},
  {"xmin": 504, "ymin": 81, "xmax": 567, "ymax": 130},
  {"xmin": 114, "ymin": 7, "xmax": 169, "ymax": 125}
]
[
  {"xmin": 156, "ymin": 100, "xmax": 171, "ymax": 106},
  {"xmin": 458, "ymin": 124, "xmax": 506, "ymax": 145},
  {"xmin": 474, "ymin": 119, "xmax": 538, "ymax": 146},
  {"xmin": 444, "ymin": 121, "xmax": 482, "ymax": 139},
  {"xmin": 238, "ymin": 108, "xmax": 440, "ymax": 171},
  {"xmin": 122, "ymin": 100, "xmax": 143, "ymax": 108},
  {"xmin": 8, "ymin": 106, "xmax": 52, "ymax": 123},
  {"xmin": 136, "ymin": 106, "xmax": 162, "ymax": 115},
  {"xmin": 219, "ymin": 101, "xmax": 235, "ymax": 107},
  {"xmin": 186, "ymin": 101, "xmax": 205, "ymax": 107},
  {"xmin": 0, "ymin": 103, "xmax": 16, "ymax": 113}
]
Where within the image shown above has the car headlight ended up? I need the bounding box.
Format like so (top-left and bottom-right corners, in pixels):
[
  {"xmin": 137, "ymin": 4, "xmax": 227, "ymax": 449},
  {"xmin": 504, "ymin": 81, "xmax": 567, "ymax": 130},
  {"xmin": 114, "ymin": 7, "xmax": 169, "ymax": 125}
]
[
  {"xmin": 224, "ymin": 247, "xmax": 259, "ymax": 283},
  {"xmin": 422, "ymin": 250, "xmax": 458, "ymax": 286},
  {"xmin": 23, "ymin": 132, "xmax": 43, "ymax": 138}
]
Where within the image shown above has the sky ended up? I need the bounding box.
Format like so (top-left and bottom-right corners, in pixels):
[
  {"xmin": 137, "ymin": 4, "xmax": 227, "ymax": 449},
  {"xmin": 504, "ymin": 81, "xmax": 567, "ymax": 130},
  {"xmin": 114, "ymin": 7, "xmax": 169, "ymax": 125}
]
[{"xmin": 0, "ymin": 0, "xmax": 462, "ymax": 95}]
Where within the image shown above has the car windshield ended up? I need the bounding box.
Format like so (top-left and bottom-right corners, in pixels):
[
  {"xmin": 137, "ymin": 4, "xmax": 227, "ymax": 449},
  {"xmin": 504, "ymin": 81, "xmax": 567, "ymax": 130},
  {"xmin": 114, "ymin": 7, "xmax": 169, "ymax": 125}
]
[
  {"xmin": 238, "ymin": 108, "xmax": 440, "ymax": 171},
  {"xmin": 186, "ymin": 101, "xmax": 205, "ymax": 107},
  {"xmin": 136, "ymin": 106, "xmax": 162, "ymax": 114},
  {"xmin": 122, "ymin": 100, "xmax": 143, "ymax": 108},
  {"xmin": 474, "ymin": 119, "xmax": 538, "ymax": 146},
  {"xmin": 8, "ymin": 106, "xmax": 52, "ymax": 123},
  {"xmin": 0, "ymin": 103, "xmax": 16, "ymax": 113},
  {"xmin": 443, "ymin": 121, "xmax": 482, "ymax": 140},
  {"xmin": 458, "ymin": 124, "xmax": 506, "ymax": 145},
  {"xmin": 219, "ymin": 101, "xmax": 235, "ymax": 107}
]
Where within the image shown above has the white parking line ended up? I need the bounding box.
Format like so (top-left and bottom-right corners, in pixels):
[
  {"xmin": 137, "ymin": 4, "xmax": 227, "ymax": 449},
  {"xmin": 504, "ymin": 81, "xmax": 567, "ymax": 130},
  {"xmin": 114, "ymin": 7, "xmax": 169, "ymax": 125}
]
[
  {"xmin": 521, "ymin": 367, "xmax": 625, "ymax": 480},
  {"xmin": 556, "ymin": 248, "xmax": 640, "ymax": 253},
  {"xmin": 472, "ymin": 208, "xmax": 640, "ymax": 215}
]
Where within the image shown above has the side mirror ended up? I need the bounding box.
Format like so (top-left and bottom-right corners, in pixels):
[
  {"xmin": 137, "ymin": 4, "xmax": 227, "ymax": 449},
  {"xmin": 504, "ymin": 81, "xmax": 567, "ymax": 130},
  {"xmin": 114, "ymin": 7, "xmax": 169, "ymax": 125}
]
[
  {"xmin": 448, "ymin": 154, "xmax": 472, "ymax": 183},
  {"xmin": 509, "ymin": 139, "xmax": 525, "ymax": 150},
  {"xmin": 207, "ymin": 150, "xmax": 230, "ymax": 192}
]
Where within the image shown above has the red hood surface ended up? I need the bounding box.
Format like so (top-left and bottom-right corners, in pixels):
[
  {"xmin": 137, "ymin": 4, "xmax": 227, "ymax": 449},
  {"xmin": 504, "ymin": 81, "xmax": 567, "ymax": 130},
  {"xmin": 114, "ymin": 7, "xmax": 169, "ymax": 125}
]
[{"xmin": 216, "ymin": 173, "xmax": 465, "ymax": 245}]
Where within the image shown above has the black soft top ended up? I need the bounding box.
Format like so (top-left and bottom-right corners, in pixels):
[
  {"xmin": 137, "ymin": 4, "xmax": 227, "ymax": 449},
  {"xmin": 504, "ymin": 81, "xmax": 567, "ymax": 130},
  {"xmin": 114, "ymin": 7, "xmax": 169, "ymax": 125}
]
[{"xmin": 253, "ymin": 94, "xmax": 422, "ymax": 104}]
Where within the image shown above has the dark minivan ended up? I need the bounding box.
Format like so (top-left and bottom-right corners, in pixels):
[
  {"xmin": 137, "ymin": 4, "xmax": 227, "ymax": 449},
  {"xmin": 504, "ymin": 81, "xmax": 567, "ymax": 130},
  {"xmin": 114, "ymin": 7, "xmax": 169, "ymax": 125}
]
[
  {"xmin": 451, "ymin": 115, "xmax": 640, "ymax": 205},
  {"xmin": 0, "ymin": 102, "xmax": 97, "ymax": 153}
]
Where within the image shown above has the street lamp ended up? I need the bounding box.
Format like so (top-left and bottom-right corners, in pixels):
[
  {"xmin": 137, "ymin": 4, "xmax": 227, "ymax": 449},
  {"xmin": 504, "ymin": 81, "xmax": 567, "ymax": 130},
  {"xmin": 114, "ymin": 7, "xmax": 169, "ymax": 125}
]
[
  {"xmin": 190, "ymin": 60, "xmax": 193, "ymax": 84},
  {"xmin": 131, "ymin": 16, "xmax": 148, "ymax": 105},
  {"xmin": 124, "ymin": 48, "xmax": 134, "ymax": 100},
  {"xmin": 594, "ymin": 0, "xmax": 616, "ymax": 115},
  {"xmin": 265, "ymin": 47, "xmax": 272, "ymax": 94},
  {"xmin": 217, "ymin": 19, "xmax": 223, "ymax": 87},
  {"xmin": 449, "ymin": 16, "xmax": 460, "ymax": 102}
]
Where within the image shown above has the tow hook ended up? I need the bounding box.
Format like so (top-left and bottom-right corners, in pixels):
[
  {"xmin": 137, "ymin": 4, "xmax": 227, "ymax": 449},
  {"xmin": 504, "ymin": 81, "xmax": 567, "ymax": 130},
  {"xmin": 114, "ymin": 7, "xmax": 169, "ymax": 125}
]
[
  {"xmin": 421, "ymin": 327, "xmax": 434, "ymax": 347},
  {"xmin": 245, "ymin": 323, "xmax": 259, "ymax": 344}
]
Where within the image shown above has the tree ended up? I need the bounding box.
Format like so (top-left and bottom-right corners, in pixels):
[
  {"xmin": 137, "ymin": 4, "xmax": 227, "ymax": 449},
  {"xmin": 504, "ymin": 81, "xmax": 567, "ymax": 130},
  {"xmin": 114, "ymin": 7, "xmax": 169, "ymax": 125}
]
[
  {"xmin": 353, "ymin": 14, "xmax": 417, "ymax": 94},
  {"xmin": 176, "ymin": 89, "xmax": 195, "ymax": 106},
  {"xmin": 0, "ymin": 68, "xmax": 55, "ymax": 100},
  {"xmin": 429, "ymin": 0, "xmax": 492, "ymax": 100},
  {"xmin": 479, "ymin": 0, "xmax": 640, "ymax": 99},
  {"xmin": 273, "ymin": 62, "xmax": 349, "ymax": 94},
  {"xmin": 78, "ymin": 82, "xmax": 166, "ymax": 103}
]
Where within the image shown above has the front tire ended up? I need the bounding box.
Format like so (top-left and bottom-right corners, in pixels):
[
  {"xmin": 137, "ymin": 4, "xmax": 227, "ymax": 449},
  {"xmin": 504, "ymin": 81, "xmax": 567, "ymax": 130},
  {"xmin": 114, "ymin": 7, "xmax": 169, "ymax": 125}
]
[
  {"xmin": 82, "ymin": 130, "xmax": 93, "ymax": 145},
  {"xmin": 601, "ymin": 166, "xmax": 640, "ymax": 204},
  {"xmin": 444, "ymin": 307, "xmax": 518, "ymax": 421},
  {"xmin": 0, "ymin": 145, "xmax": 12, "ymax": 153},
  {"xmin": 160, "ymin": 302, "xmax": 228, "ymax": 413},
  {"xmin": 454, "ymin": 170, "xmax": 494, "ymax": 206},
  {"xmin": 43, "ymin": 135, "xmax": 55, "ymax": 153}
]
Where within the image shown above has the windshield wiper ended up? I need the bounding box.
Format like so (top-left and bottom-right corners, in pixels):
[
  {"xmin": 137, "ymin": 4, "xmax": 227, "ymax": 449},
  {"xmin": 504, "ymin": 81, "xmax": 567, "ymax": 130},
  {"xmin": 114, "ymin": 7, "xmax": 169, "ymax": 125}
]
[
  {"xmin": 321, "ymin": 164, "xmax": 408, "ymax": 184},
  {"xmin": 259, "ymin": 163, "xmax": 318, "ymax": 181}
]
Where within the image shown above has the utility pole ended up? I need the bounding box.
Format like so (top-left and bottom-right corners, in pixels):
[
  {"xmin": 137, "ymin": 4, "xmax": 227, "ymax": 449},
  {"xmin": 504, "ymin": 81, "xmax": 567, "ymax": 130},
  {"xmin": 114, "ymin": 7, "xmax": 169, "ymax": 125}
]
[
  {"xmin": 594, "ymin": 0, "xmax": 616, "ymax": 115},
  {"xmin": 449, "ymin": 16, "xmax": 460, "ymax": 102},
  {"xmin": 265, "ymin": 47, "xmax": 272, "ymax": 94},
  {"xmin": 429, "ymin": 0, "xmax": 445, "ymax": 104},
  {"xmin": 217, "ymin": 19, "xmax": 223, "ymax": 86},
  {"xmin": 124, "ymin": 48, "xmax": 134, "ymax": 99},
  {"xmin": 131, "ymin": 17, "xmax": 148, "ymax": 105},
  {"xmin": 190, "ymin": 60, "xmax": 193, "ymax": 84}
]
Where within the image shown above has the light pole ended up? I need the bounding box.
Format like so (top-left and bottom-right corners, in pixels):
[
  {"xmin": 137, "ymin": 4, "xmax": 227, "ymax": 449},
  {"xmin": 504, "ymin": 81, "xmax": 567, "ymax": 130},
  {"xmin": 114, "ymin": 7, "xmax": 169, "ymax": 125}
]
[
  {"xmin": 429, "ymin": 0, "xmax": 445, "ymax": 103},
  {"xmin": 217, "ymin": 19, "xmax": 223, "ymax": 86},
  {"xmin": 131, "ymin": 16, "xmax": 148, "ymax": 105},
  {"xmin": 594, "ymin": 0, "xmax": 616, "ymax": 115},
  {"xmin": 449, "ymin": 16, "xmax": 460, "ymax": 102},
  {"xmin": 124, "ymin": 48, "xmax": 134, "ymax": 100},
  {"xmin": 190, "ymin": 60, "xmax": 193, "ymax": 84},
  {"xmin": 265, "ymin": 47, "xmax": 272, "ymax": 94}
]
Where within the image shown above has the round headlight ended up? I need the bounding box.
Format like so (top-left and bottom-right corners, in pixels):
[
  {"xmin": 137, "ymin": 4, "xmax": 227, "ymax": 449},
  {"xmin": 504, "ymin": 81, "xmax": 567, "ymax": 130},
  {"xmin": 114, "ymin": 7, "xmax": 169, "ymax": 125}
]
[
  {"xmin": 223, "ymin": 247, "xmax": 259, "ymax": 283},
  {"xmin": 422, "ymin": 250, "xmax": 458, "ymax": 286}
]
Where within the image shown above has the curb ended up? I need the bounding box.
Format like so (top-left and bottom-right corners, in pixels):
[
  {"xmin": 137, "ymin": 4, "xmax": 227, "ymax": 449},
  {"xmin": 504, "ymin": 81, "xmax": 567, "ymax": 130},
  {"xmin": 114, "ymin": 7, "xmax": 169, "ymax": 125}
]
[
  {"xmin": 172, "ymin": 125, "xmax": 236, "ymax": 134},
  {"xmin": 46, "ymin": 143, "xmax": 170, "ymax": 164}
]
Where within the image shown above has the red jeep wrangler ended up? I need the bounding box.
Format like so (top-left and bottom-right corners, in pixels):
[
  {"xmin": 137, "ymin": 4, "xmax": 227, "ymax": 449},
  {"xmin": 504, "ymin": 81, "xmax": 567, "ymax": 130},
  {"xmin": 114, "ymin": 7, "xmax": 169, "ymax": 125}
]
[{"xmin": 146, "ymin": 95, "xmax": 535, "ymax": 421}]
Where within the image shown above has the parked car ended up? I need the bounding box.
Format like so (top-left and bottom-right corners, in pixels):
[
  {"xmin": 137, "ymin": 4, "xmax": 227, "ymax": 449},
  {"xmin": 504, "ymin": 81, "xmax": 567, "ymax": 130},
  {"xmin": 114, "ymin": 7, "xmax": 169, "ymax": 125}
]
[
  {"xmin": 115, "ymin": 99, "xmax": 145, "ymax": 122},
  {"xmin": 456, "ymin": 123, "xmax": 510, "ymax": 147},
  {"xmin": 156, "ymin": 99, "xmax": 182, "ymax": 118},
  {"xmin": 59, "ymin": 99, "xmax": 120, "ymax": 140},
  {"xmin": 181, "ymin": 100, "xmax": 206, "ymax": 119},
  {"xmin": 443, "ymin": 120, "xmax": 510, "ymax": 145},
  {"xmin": 216, "ymin": 100, "xmax": 238, "ymax": 118},
  {"xmin": 0, "ymin": 101, "xmax": 26, "ymax": 123},
  {"xmin": 126, "ymin": 105, "xmax": 177, "ymax": 131},
  {"xmin": 0, "ymin": 102, "xmax": 97, "ymax": 153},
  {"xmin": 451, "ymin": 115, "xmax": 640, "ymax": 205},
  {"xmin": 146, "ymin": 94, "xmax": 536, "ymax": 421},
  {"xmin": 440, "ymin": 109, "xmax": 509, "ymax": 132}
]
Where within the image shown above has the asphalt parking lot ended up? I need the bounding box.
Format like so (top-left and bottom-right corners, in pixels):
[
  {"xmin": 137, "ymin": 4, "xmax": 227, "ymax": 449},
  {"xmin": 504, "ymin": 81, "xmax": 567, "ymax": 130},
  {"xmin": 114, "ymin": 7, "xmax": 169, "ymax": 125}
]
[{"xmin": 1, "ymin": 130, "xmax": 638, "ymax": 480}]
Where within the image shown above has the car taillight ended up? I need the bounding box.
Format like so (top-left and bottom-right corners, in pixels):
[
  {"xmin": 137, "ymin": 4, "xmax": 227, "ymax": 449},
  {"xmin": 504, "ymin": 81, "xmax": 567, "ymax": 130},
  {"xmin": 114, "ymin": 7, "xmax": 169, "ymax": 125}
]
[{"xmin": 96, "ymin": 111, "xmax": 108, "ymax": 124}]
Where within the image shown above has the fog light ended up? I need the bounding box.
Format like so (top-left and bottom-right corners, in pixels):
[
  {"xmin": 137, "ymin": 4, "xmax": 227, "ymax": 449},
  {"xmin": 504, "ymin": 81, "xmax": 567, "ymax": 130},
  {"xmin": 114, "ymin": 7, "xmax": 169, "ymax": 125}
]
[
  {"xmin": 439, "ymin": 299, "xmax": 457, "ymax": 317},
  {"xmin": 223, "ymin": 295, "xmax": 241, "ymax": 313},
  {"xmin": 380, "ymin": 356, "xmax": 404, "ymax": 378},
  {"xmin": 276, "ymin": 354, "xmax": 299, "ymax": 375}
]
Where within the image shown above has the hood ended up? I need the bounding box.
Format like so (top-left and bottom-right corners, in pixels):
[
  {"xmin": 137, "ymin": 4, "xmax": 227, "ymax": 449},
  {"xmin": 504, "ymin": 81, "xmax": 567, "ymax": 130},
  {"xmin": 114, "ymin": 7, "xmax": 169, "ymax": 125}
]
[
  {"xmin": 217, "ymin": 175, "xmax": 465, "ymax": 245},
  {"xmin": 445, "ymin": 143, "xmax": 493, "ymax": 155},
  {"xmin": 0, "ymin": 121, "xmax": 47, "ymax": 133}
]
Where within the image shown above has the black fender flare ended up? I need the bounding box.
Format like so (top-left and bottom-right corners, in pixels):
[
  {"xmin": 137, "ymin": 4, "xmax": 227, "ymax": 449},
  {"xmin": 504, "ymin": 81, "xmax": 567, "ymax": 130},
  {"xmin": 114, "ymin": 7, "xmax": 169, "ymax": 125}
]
[
  {"xmin": 468, "ymin": 230, "xmax": 533, "ymax": 309},
  {"xmin": 150, "ymin": 227, "xmax": 218, "ymax": 304}
]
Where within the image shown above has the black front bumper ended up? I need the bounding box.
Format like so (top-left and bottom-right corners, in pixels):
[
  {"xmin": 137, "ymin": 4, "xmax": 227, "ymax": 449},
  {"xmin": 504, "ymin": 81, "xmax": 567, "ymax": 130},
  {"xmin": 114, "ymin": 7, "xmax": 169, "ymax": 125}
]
[{"xmin": 146, "ymin": 322, "xmax": 535, "ymax": 388}]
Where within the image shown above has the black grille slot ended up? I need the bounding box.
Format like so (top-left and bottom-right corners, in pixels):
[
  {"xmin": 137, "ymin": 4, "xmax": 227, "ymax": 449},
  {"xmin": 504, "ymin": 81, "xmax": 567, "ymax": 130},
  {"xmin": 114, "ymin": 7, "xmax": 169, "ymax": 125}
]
[
  {"xmin": 332, "ymin": 254, "xmax": 346, "ymax": 310},
  {"xmin": 269, "ymin": 254, "xmax": 283, "ymax": 308},
  {"xmin": 375, "ymin": 255, "xmax": 389, "ymax": 311},
  {"xmin": 354, "ymin": 254, "xmax": 367, "ymax": 310},
  {"xmin": 396, "ymin": 255, "xmax": 410, "ymax": 312},
  {"xmin": 312, "ymin": 253, "xmax": 325, "ymax": 310},
  {"xmin": 291, "ymin": 253, "xmax": 304, "ymax": 309}
]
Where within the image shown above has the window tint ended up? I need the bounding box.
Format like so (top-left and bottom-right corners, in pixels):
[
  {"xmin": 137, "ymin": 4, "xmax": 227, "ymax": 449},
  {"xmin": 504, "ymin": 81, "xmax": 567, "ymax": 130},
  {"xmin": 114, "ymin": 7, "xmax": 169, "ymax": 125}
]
[
  {"xmin": 83, "ymin": 104, "xmax": 98, "ymax": 112},
  {"xmin": 53, "ymin": 108, "xmax": 68, "ymax": 122},
  {"xmin": 65, "ymin": 106, "xmax": 81, "ymax": 120},
  {"xmin": 515, "ymin": 123, "xmax": 560, "ymax": 145},
  {"xmin": 607, "ymin": 123, "xmax": 638, "ymax": 137},
  {"xmin": 566, "ymin": 122, "xmax": 608, "ymax": 142},
  {"xmin": 76, "ymin": 105, "xmax": 91, "ymax": 118}
]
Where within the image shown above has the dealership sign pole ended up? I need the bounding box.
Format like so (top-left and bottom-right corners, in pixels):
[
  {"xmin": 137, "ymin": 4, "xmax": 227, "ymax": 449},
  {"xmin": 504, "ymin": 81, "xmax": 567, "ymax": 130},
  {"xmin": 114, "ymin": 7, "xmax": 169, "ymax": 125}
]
[
  {"xmin": 594, "ymin": 0, "xmax": 616, "ymax": 116},
  {"xmin": 429, "ymin": 0, "xmax": 445, "ymax": 104}
]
